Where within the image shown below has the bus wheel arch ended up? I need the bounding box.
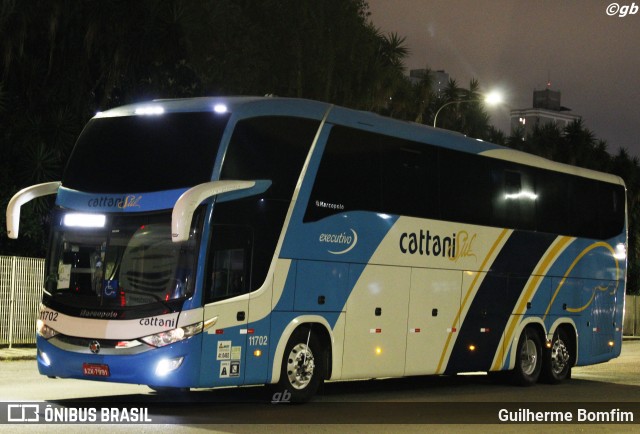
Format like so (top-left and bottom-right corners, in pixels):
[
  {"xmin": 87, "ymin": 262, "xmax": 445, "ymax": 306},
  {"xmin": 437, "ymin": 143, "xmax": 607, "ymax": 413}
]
[
  {"xmin": 541, "ymin": 323, "xmax": 576, "ymax": 384},
  {"xmin": 270, "ymin": 317, "xmax": 333, "ymax": 403},
  {"xmin": 273, "ymin": 323, "xmax": 330, "ymax": 403}
]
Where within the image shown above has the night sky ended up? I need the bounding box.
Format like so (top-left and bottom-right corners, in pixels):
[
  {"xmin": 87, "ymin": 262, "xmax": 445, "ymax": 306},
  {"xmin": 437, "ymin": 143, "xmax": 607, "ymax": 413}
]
[{"xmin": 367, "ymin": 0, "xmax": 640, "ymax": 156}]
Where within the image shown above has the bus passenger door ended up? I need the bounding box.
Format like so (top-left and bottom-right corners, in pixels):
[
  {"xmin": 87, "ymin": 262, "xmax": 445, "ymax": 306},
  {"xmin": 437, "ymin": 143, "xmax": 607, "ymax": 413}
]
[
  {"xmin": 405, "ymin": 268, "xmax": 462, "ymax": 376},
  {"xmin": 199, "ymin": 225, "xmax": 252, "ymax": 387}
]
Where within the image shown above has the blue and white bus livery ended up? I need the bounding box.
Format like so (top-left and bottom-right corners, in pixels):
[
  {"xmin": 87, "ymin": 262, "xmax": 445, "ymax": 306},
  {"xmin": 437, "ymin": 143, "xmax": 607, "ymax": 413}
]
[{"xmin": 7, "ymin": 96, "xmax": 626, "ymax": 401}]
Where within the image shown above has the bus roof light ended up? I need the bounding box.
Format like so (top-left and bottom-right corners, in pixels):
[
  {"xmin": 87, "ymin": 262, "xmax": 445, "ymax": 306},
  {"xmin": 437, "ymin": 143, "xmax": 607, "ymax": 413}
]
[{"xmin": 213, "ymin": 103, "xmax": 228, "ymax": 114}]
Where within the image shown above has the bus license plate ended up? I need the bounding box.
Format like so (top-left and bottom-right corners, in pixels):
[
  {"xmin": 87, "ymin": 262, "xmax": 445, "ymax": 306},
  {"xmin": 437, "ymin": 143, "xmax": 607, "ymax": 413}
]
[{"xmin": 83, "ymin": 363, "xmax": 110, "ymax": 377}]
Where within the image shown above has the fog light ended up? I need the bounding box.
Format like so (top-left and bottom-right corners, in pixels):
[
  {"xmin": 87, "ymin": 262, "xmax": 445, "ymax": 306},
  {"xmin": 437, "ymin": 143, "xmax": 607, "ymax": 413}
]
[
  {"xmin": 155, "ymin": 357, "xmax": 184, "ymax": 376},
  {"xmin": 40, "ymin": 350, "xmax": 51, "ymax": 367}
]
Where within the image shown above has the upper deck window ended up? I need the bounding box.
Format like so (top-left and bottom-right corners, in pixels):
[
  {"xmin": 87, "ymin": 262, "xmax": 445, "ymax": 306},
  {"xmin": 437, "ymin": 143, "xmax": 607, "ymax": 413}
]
[{"xmin": 63, "ymin": 112, "xmax": 230, "ymax": 193}]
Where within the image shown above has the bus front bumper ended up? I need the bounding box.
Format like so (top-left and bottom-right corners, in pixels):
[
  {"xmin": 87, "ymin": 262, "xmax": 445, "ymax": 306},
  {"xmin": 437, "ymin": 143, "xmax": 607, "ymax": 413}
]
[{"xmin": 36, "ymin": 334, "xmax": 202, "ymax": 388}]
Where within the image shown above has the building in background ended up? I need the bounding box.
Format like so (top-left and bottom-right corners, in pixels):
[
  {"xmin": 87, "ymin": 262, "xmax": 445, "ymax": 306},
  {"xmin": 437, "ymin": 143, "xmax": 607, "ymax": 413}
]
[
  {"xmin": 408, "ymin": 69, "xmax": 449, "ymax": 96},
  {"xmin": 510, "ymin": 86, "xmax": 581, "ymax": 139}
]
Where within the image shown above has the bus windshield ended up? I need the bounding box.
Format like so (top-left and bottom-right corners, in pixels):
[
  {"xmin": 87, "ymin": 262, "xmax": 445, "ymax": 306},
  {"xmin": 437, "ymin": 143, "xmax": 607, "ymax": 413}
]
[
  {"xmin": 62, "ymin": 111, "xmax": 230, "ymax": 193},
  {"xmin": 45, "ymin": 210, "xmax": 202, "ymax": 312}
]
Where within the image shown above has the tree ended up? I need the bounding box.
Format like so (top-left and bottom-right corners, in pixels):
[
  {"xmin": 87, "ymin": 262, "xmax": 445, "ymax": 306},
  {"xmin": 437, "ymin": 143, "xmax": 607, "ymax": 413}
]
[{"xmin": 0, "ymin": 0, "xmax": 411, "ymax": 256}]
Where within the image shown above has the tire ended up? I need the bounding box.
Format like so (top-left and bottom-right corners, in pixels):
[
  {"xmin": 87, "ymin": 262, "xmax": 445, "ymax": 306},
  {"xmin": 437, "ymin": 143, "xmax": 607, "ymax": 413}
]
[
  {"xmin": 511, "ymin": 328, "xmax": 542, "ymax": 386},
  {"xmin": 273, "ymin": 328, "xmax": 324, "ymax": 403},
  {"xmin": 540, "ymin": 328, "xmax": 573, "ymax": 384}
]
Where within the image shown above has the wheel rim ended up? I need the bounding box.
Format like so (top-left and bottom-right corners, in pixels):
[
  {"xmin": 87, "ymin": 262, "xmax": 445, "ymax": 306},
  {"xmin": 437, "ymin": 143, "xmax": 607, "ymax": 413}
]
[
  {"xmin": 520, "ymin": 336, "xmax": 538, "ymax": 376},
  {"xmin": 286, "ymin": 343, "xmax": 315, "ymax": 390},
  {"xmin": 550, "ymin": 338, "xmax": 570, "ymax": 375}
]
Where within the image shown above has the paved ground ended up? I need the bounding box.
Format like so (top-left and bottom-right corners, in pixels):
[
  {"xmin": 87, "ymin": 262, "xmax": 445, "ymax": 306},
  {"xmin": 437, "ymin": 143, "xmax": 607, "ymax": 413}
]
[{"xmin": 0, "ymin": 345, "xmax": 36, "ymax": 361}]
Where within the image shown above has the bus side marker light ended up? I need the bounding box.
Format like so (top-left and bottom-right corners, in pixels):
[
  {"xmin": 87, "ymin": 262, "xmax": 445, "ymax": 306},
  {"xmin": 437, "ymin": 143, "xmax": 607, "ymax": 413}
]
[
  {"xmin": 608, "ymin": 341, "xmax": 615, "ymax": 347},
  {"xmin": 545, "ymin": 340, "xmax": 552, "ymax": 349},
  {"xmin": 254, "ymin": 349, "xmax": 262, "ymax": 357},
  {"xmin": 468, "ymin": 345, "xmax": 476, "ymax": 352},
  {"xmin": 375, "ymin": 347, "xmax": 382, "ymax": 355}
]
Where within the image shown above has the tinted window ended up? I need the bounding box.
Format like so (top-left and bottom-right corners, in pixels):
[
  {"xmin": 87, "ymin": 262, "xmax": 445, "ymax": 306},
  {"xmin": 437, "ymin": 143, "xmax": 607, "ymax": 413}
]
[
  {"xmin": 221, "ymin": 116, "xmax": 320, "ymax": 200},
  {"xmin": 381, "ymin": 142, "xmax": 439, "ymax": 218},
  {"xmin": 535, "ymin": 170, "xmax": 569, "ymax": 235},
  {"xmin": 63, "ymin": 112, "xmax": 230, "ymax": 193},
  {"xmin": 208, "ymin": 198, "xmax": 289, "ymax": 295},
  {"xmin": 439, "ymin": 149, "xmax": 493, "ymax": 226},
  {"xmin": 568, "ymin": 177, "xmax": 600, "ymax": 238},
  {"xmin": 304, "ymin": 125, "xmax": 624, "ymax": 240},
  {"xmin": 491, "ymin": 167, "xmax": 536, "ymax": 230},
  {"xmin": 305, "ymin": 126, "xmax": 439, "ymax": 222},
  {"xmin": 205, "ymin": 225, "xmax": 252, "ymax": 303},
  {"xmin": 304, "ymin": 126, "xmax": 381, "ymax": 221},
  {"xmin": 598, "ymin": 183, "xmax": 626, "ymax": 238}
]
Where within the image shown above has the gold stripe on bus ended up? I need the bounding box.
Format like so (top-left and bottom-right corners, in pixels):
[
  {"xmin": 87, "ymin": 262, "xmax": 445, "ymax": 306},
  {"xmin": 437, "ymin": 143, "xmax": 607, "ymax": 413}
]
[
  {"xmin": 543, "ymin": 241, "xmax": 619, "ymax": 321},
  {"xmin": 435, "ymin": 228, "xmax": 510, "ymax": 374},
  {"xmin": 491, "ymin": 236, "xmax": 573, "ymax": 371}
]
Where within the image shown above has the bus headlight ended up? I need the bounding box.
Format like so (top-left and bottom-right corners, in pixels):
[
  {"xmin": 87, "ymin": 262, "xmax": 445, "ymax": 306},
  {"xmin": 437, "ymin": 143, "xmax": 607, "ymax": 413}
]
[
  {"xmin": 141, "ymin": 323, "xmax": 200, "ymax": 347},
  {"xmin": 36, "ymin": 319, "xmax": 59, "ymax": 339},
  {"xmin": 140, "ymin": 317, "xmax": 217, "ymax": 348}
]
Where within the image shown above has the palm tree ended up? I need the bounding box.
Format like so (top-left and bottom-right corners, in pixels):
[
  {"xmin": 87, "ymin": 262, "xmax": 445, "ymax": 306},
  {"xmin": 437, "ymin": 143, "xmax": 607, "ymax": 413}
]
[{"xmin": 412, "ymin": 68, "xmax": 433, "ymax": 124}]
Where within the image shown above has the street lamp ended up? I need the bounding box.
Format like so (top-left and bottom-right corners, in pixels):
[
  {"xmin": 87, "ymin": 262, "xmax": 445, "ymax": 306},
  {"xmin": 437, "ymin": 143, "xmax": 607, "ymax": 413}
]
[{"xmin": 433, "ymin": 91, "xmax": 503, "ymax": 128}]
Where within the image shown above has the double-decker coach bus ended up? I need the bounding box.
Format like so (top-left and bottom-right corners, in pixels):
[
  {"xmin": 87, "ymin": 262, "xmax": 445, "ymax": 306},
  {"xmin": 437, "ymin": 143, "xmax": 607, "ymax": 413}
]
[{"xmin": 6, "ymin": 97, "xmax": 626, "ymax": 402}]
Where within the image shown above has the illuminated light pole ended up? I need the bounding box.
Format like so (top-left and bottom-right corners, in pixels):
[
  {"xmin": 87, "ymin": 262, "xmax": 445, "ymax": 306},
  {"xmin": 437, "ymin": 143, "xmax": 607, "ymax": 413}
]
[{"xmin": 433, "ymin": 91, "xmax": 504, "ymax": 128}]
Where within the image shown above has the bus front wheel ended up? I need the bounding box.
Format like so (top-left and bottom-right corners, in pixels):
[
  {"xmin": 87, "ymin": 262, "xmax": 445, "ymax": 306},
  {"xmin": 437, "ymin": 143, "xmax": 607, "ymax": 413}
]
[
  {"xmin": 512, "ymin": 328, "xmax": 542, "ymax": 386},
  {"xmin": 274, "ymin": 328, "xmax": 324, "ymax": 403}
]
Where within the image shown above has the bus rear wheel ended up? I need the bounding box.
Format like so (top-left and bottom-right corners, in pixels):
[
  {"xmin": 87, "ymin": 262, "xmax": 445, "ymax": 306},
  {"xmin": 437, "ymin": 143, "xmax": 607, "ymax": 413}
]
[
  {"xmin": 512, "ymin": 328, "xmax": 542, "ymax": 386},
  {"xmin": 274, "ymin": 328, "xmax": 324, "ymax": 403},
  {"xmin": 540, "ymin": 328, "xmax": 572, "ymax": 384}
]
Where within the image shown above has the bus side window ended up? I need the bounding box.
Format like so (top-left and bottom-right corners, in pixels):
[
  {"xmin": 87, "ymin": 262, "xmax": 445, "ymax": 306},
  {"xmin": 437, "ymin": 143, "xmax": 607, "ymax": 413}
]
[{"xmin": 206, "ymin": 226, "xmax": 253, "ymax": 303}]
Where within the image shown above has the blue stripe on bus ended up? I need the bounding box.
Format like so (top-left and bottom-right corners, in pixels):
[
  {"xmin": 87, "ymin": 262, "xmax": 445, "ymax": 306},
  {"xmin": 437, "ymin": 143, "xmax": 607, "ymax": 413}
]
[
  {"xmin": 445, "ymin": 230, "xmax": 556, "ymax": 374},
  {"xmin": 56, "ymin": 187, "xmax": 188, "ymax": 212}
]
